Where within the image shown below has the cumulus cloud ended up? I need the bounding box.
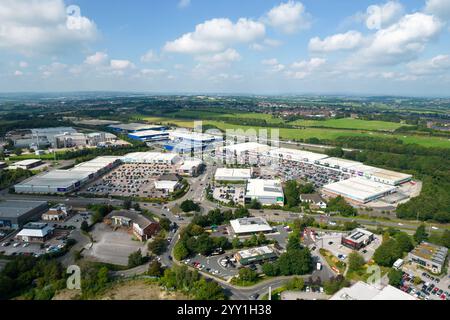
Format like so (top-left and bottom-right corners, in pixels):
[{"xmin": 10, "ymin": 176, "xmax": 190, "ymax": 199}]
[
  {"xmin": 14, "ymin": 70, "xmax": 24, "ymax": 76},
  {"xmin": 425, "ymin": 0, "xmax": 450, "ymax": 21},
  {"xmin": 408, "ymin": 54, "xmax": 450, "ymax": 75},
  {"xmin": 250, "ymin": 38, "xmax": 282, "ymax": 51},
  {"xmin": 84, "ymin": 52, "xmax": 109, "ymax": 66},
  {"xmin": 264, "ymin": 1, "xmax": 311, "ymax": 34},
  {"xmin": 163, "ymin": 18, "xmax": 265, "ymax": 54},
  {"xmin": 366, "ymin": 1, "xmax": 404, "ymax": 30},
  {"xmin": 261, "ymin": 58, "xmax": 285, "ymax": 73},
  {"xmin": 140, "ymin": 49, "xmax": 161, "ymax": 63},
  {"xmin": 140, "ymin": 68, "xmax": 168, "ymax": 76},
  {"xmin": 286, "ymin": 57, "xmax": 326, "ymax": 79},
  {"xmin": 39, "ymin": 62, "xmax": 67, "ymax": 78},
  {"xmin": 110, "ymin": 59, "xmax": 135, "ymax": 70},
  {"xmin": 358, "ymin": 13, "xmax": 443, "ymax": 65},
  {"xmin": 19, "ymin": 61, "xmax": 28, "ymax": 68},
  {"xmin": 196, "ymin": 49, "xmax": 241, "ymax": 63},
  {"xmin": 0, "ymin": 0, "xmax": 98, "ymax": 54},
  {"xmin": 309, "ymin": 31, "xmax": 364, "ymax": 53}
]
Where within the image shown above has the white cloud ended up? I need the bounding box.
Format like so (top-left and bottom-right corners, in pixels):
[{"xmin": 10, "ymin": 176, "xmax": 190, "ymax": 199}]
[
  {"xmin": 196, "ymin": 49, "xmax": 241, "ymax": 63},
  {"xmin": 39, "ymin": 62, "xmax": 67, "ymax": 78},
  {"xmin": 84, "ymin": 52, "xmax": 109, "ymax": 66},
  {"xmin": 250, "ymin": 38, "xmax": 282, "ymax": 51},
  {"xmin": 309, "ymin": 31, "xmax": 364, "ymax": 53},
  {"xmin": 19, "ymin": 61, "xmax": 28, "ymax": 68},
  {"xmin": 425, "ymin": 0, "xmax": 450, "ymax": 21},
  {"xmin": 178, "ymin": 0, "xmax": 191, "ymax": 9},
  {"xmin": 14, "ymin": 70, "xmax": 24, "ymax": 76},
  {"xmin": 408, "ymin": 54, "xmax": 450, "ymax": 75},
  {"xmin": 261, "ymin": 58, "xmax": 285, "ymax": 73},
  {"xmin": 164, "ymin": 18, "xmax": 265, "ymax": 54},
  {"xmin": 0, "ymin": 0, "xmax": 98, "ymax": 54},
  {"xmin": 140, "ymin": 68, "xmax": 168, "ymax": 76},
  {"xmin": 262, "ymin": 58, "xmax": 279, "ymax": 66},
  {"xmin": 359, "ymin": 13, "xmax": 443, "ymax": 65},
  {"xmin": 264, "ymin": 1, "xmax": 311, "ymax": 34},
  {"xmin": 141, "ymin": 49, "xmax": 161, "ymax": 63},
  {"xmin": 110, "ymin": 59, "xmax": 135, "ymax": 70},
  {"xmin": 366, "ymin": 1, "xmax": 404, "ymax": 30},
  {"xmin": 286, "ymin": 57, "xmax": 326, "ymax": 79}
]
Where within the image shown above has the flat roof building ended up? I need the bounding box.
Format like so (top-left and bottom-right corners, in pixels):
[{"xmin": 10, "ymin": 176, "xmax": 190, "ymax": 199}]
[
  {"xmin": 215, "ymin": 168, "xmax": 252, "ymax": 182},
  {"xmin": 16, "ymin": 222, "xmax": 54, "ymax": 243},
  {"xmin": 341, "ymin": 228, "xmax": 375, "ymax": 250},
  {"xmin": 317, "ymin": 157, "xmax": 362, "ymax": 171},
  {"xmin": 245, "ymin": 179, "xmax": 284, "ymax": 206},
  {"xmin": 121, "ymin": 152, "xmax": 181, "ymax": 165},
  {"xmin": 9, "ymin": 159, "xmax": 43, "ymax": 170},
  {"xmin": 108, "ymin": 123, "xmax": 167, "ymax": 133},
  {"xmin": 221, "ymin": 142, "xmax": 272, "ymax": 156},
  {"xmin": 127, "ymin": 130, "xmax": 169, "ymax": 142},
  {"xmin": 234, "ymin": 245, "xmax": 279, "ymax": 266},
  {"xmin": 178, "ymin": 159, "xmax": 204, "ymax": 177},
  {"xmin": 230, "ymin": 217, "xmax": 273, "ymax": 236},
  {"xmin": 408, "ymin": 242, "xmax": 448, "ymax": 274},
  {"xmin": 0, "ymin": 200, "xmax": 48, "ymax": 229},
  {"xmin": 269, "ymin": 147, "xmax": 328, "ymax": 163},
  {"xmin": 330, "ymin": 281, "xmax": 416, "ymax": 300},
  {"xmin": 322, "ymin": 177, "xmax": 397, "ymax": 204}
]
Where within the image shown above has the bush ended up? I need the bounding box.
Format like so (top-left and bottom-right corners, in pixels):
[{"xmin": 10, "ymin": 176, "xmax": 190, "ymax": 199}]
[
  {"xmin": 348, "ymin": 252, "xmax": 365, "ymax": 273},
  {"xmin": 128, "ymin": 249, "xmax": 146, "ymax": 268},
  {"xmin": 148, "ymin": 237, "xmax": 168, "ymax": 255},
  {"xmin": 180, "ymin": 200, "xmax": 200, "ymax": 213}
]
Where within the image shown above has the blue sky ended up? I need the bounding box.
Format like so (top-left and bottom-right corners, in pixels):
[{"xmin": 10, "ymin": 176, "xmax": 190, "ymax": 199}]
[{"xmin": 1, "ymin": 0, "xmax": 450, "ymax": 95}]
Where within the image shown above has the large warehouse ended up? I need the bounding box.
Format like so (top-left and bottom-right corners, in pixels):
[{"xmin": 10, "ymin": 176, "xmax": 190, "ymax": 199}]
[
  {"xmin": 14, "ymin": 156, "xmax": 120, "ymax": 194},
  {"xmin": 121, "ymin": 152, "xmax": 181, "ymax": 165},
  {"xmin": 322, "ymin": 177, "xmax": 397, "ymax": 204},
  {"xmin": 127, "ymin": 130, "xmax": 169, "ymax": 142},
  {"xmin": 0, "ymin": 200, "xmax": 48, "ymax": 229},
  {"xmin": 214, "ymin": 168, "xmax": 252, "ymax": 181},
  {"xmin": 268, "ymin": 147, "xmax": 329, "ymax": 164},
  {"xmin": 230, "ymin": 217, "xmax": 273, "ymax": 236},
  {"xmin": 108, "ymin": 123, "xmax": 167, "ymax": 133},
  {"xmin": 245, "ymin": 179, "xmax": 285, "ymax": 206}
]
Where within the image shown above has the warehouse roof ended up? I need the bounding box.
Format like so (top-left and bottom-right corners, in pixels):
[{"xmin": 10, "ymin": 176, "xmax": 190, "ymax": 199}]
[
  {"xmin": 322, "ymin": 177, "xmax": 396, "ymax": 202},
  {"xmin": 269, "ymin": 147, "xmax": 328, "ymax": 163},
  {"xmin": 108, "ymin": 123, "xmax": 165, "ymax": 131},
  {"xmin": 17, "ymin": 170, "xmax": 91, "ymax": 188},
  {"xmin": 330, "ymin": 281, "xmax": 415, "ymax": 300},
  {"xmin": 246, "ymin": 179, "xmax": 284, "ymax": 198},
  {"xmin": 215, "ymin": 168, "xmax": 252, "ymax": 180},
  {"xmin": 121, "ymin": 152, "xmax": 180, "ymax": 163},
  {"xmin": 222, "ymin": 142, "xmax": 272, "ymax": 154},
  {"xmin": 0, "ymin": 200, "xmax": 47, "ymax": 218},
  {"xmin": 12, "ymin": 159, "xmax": 42, "ymax": 166},
  {"xmin": 179, "ymin": 159, "xmax": 203, "ymax": 170},
  {"xmin": 128, "ymin": 130, "xmax": 169, "ymax": 138},
  {"xmin": 230, "ymin": 217, "xmax": 273, "ymax": 234},
  {"xmin": 318, "ymin": 157, "xmax": 362, "ymax": 170},
  {"xmin": 169, "ymin": 130, "xmax": 216, "ymax": 142},
  {"xmin": 370, "ymin": 168, "xmax": 412, "ymax": 183}
]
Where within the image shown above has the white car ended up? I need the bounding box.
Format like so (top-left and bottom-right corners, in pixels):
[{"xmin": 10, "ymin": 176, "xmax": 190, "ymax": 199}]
[
  {"xmin": 22, "ymin": 243, "xmax": 29, "ymax": 248},
  {"xmin": 13, "ymin": 242, "xmax": 20, "ymax": 247},
  {"xmin": 431, "ymin": 226, "xmax": 439, "ymax": 230}
]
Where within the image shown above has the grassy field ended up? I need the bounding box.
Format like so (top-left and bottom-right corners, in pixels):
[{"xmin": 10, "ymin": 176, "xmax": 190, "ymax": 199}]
[
  {"xmin": 288, "ymin": 118, "xmax": 407, "ymax": 131},
  {"xmin": 139, "ymin": 116, "xmax": 450, "ymax": 149}
]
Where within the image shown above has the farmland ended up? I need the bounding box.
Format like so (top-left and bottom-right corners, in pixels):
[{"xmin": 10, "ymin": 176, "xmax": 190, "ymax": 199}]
[{"xmin": 287, "ymin": 118, "xmax": 407, "ymax": 131}]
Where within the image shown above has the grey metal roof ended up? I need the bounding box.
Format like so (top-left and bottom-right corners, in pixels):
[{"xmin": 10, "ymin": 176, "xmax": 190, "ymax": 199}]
[{"xmin": 0, "ymin": 200, "xmax": 47, "ymax": 218}]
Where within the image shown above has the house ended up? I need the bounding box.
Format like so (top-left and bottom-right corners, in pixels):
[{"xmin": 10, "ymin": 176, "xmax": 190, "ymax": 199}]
[
  {"xmin": 16, "ymin": 222, "xmax": 54, "ymax": 243},
  {"xmin": 104, "ymin": 210, "xmax": 160, "ymax": 241},
  {"xmin": 300, "ymin": 194, "xmax": 327, "ymax": 209},
  {"xmin": 41, "ymin": 204, "xmax": 73, "ymax": 221}
]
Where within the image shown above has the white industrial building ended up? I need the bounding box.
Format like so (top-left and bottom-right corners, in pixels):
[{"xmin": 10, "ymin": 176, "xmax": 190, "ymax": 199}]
[
  {"xmin": 215, "ymin": 168, "xmax": 252, "ymax": 181},
  {"xmin": 268, "ymin": 147, "xmax": 329, "ymax": 163},
  {"xmin": 14, "ymin": 156, "xmax": 120, "ymax": 194},
  {"xmin": 8, "ymin": 159, "xmax": 43, "ymax": 170},
  {"xmin": 322, "ymin": 177, "xmax": 397, "ymax": 204},
  {"xmin": 330, "ymin": 281, "xmax": 416, "ymax": 300},
  {"xmin": 317, "ymin": 157, "xmax": 362, "ymax": 172},
  {"xmin": 245, "ymin": 179, "xmax": 285, "ymax": 206},
  {"xmin": 221, "ymin": 142, "xmax": 273, "ymax": 156},
  {"xmin": 230, "ymin": 217, "xmax": 273, "ymax": 236},
  {"xmin": 121, "ymin": 152, "xmax": 181, "ymax": 165},
  {"xmin": 177, "ymin": 159, "xmax": 204, "ymax": 177}
]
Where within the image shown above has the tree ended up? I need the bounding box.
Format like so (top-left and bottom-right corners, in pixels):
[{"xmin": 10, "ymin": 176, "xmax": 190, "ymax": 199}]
[
  {"xmin": 284, "ymin": 180, "xmax": 300, "ymax": 208},
  {"xmin": 232, "ymin": 238, "xmax": 242, "ymax": 249},
  {"xmin": 80, "ymin": 220, "xmax": 89, "ymax": 232},
  {"xmin": 148, "ymin": 237, "xmax": 168, "ymax": 255},
  {"xmin": 249, "ymin": 198, "xmax": 262, "ymax": 210},
  {"xmin": 388, "ymin": 268, "xmax": 403, "ymax": 287},
  {"xmin": 159, "ymin": 217, "xmax": 171, "ymax": 231},
  {"xmin": 234, "ymin": 207, "xmax": 249, "ymax": 219},
  {"xmin": 286, "ymin": 277, "xmax": 305, "ymax": 291},
  {"xmin": 128, "ymin": 249, "xmax": 145, "ymax": 268},
  {"xmin": 326, "ymin": 196, "xmax": 357, "ymax": 217},
  {"xmin": 147, "ymin": 260, "xmax": 163, "ymax": 277},
  {"xmin": 262, "ymin": 262, "xmax": 279, "ymax": 276},
  {"xmin": 133, "ymin": 202, "xmax": 141, "ymax": 211},
  {"xmin": 298, "ymin": 183, "xmax": 315, "ymax": 194},
  {"xmin": 173, "ymin": 242, "xmax": 189, "ymax": 261},
  {"xmin": 257, "ymin": 232, "xmax": 267, "ymax": 245},
  {"xmin": 238, "ymin": 268, "xmax": 258, "ymax": 283},
  {"xmin": 373, "ymin": 239, "xmax": 402, "ymax": 267},
  {"xmin": 123, "ymin": 199, "xmax": 132, "ymax": 210},
  {"xmin": 276, "ymin": 248, "xmax": 312, "ymax": 276},
  {"xmin": 348, "ymin": 252, "xmax": 365, "ymax": 273},
  {"xmin": 194, "ymin": 278, "xmax": 226, "ymax": 300},
  {"xmin": 395, "ymin": 232, "xmax": 414, "ymax": 254},
  {"xmin": 414, "ymin": 224, "xmax": 428, "ymax": 244},
  {"xmin": 180, "ymin": 200, "xmax": 200, "ymax": 213},
  {"xmin": 286, "ymin": 235, "xmax": 301, "ymax": 251},
  {"xmin": 323, "ymin": 275, "xmax": 349, "ymax": 295}
]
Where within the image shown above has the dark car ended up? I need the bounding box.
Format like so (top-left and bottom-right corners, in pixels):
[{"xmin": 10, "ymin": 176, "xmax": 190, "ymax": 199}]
[{"xmin": 249, "ymin": 294, "xmax": 259, "ymax": 300}]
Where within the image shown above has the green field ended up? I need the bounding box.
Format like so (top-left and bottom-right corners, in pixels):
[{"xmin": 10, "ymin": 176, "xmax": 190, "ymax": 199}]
[
  {"xmin": 288, "ymin": 118, "xmax": 407, "ymax": 131},
  {"xmin": 165, "ymin": 110, "xmax": 285, "ymax": 124},
  {"xmin": 140, "ymin": 116, "xmax": 450, "ymax": 149}
]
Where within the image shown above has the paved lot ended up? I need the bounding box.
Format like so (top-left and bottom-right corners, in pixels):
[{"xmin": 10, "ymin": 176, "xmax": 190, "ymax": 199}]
[
  {"xmin": 84, "ymin": 224, "xmax": 148, "ymax": 266},
  {"xmin": 183, "ymin": 252, "xmax": 240, "ymax": 280},
  {"xmin": 402, "ymin": 263, "xmax": 450, "ymax": 300},
  {"xmin": 281, "ymin": 291, "xmax": 330, "ymax": 300}
]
